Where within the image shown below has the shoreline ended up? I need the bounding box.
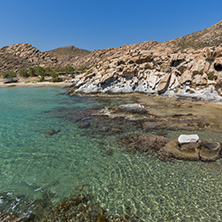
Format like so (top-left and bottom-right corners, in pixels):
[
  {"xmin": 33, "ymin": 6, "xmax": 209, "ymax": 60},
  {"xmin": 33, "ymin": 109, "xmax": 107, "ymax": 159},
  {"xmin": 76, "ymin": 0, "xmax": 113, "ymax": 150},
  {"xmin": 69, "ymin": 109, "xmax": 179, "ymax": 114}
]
[
  {"xmin": 2, "ymin": 80, "xmax": 222, "ymax": 106},
  {"xmin": 0, "ymin": 81, "xmax": 71, "ymax": 88}
]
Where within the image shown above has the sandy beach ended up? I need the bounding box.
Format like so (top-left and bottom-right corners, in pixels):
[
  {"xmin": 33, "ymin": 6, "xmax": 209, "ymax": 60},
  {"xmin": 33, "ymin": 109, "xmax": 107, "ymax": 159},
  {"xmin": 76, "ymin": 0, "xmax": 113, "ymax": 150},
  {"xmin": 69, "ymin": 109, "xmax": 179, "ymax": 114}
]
[{"xmin": 0, "ymin": 77, "xmax": 72, "ymax": 88}]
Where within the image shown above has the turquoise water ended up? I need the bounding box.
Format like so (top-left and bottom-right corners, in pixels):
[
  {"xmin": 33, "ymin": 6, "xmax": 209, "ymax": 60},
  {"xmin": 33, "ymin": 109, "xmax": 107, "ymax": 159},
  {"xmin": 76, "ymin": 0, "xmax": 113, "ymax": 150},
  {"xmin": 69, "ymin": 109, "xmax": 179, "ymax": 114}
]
[{"xmin": 0, "ymin": 87, "xmax": 222, "ymax": 221}]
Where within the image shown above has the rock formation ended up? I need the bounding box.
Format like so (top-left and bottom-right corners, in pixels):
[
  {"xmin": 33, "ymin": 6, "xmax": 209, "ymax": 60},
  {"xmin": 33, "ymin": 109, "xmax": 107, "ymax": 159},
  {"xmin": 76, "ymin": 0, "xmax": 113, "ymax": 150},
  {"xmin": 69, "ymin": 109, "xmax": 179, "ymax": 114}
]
[
  {"xmin": 67, "ymin": 43, "xmax": 222, "ymax": 101},
  {"xmin": 0, "ymin": 43, "xmax": 59, "ymax": 72},
  {"xmin": 121, "ymin": 133, "xmax": 222, "ymax": 162},
  {"xmin": 66, "ymin": 21, "xmax": 222, "ymax": 101},
  {"xmin": 1, "ymin": 21, "xmax": 222, "ymax": 101}
]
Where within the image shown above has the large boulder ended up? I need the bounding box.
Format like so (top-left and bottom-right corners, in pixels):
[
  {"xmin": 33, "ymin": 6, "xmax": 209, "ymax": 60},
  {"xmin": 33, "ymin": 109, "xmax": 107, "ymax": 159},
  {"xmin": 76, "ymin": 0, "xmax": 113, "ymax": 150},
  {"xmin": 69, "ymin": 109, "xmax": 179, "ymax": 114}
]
[
  {"xmin": 159, "ymin": 140, "xmax": 221, "ymax": 162},
  {"xmin": 178, "ymin": 134, "xmax": 199, "ymax": 144},
  {"xmin": 158, "ymin": 139, "xmax": 200, "ymax": 161},
  {"xmin": 199, "ymin": 142, "xmax": 221, "ymax": 162},
  {"xmin": 157, "ymin": 74, "xmax": 171, "ymax": 94},
  {"xmin": 179, "ymin": 70, "xmax": 192, "ymax": 85}
]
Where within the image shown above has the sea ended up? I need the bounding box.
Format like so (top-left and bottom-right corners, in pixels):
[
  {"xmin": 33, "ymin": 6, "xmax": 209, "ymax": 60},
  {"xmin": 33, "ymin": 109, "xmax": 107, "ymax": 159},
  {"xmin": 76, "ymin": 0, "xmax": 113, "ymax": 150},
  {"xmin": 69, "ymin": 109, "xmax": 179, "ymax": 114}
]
[{"xmin": 0, "ymin": 86, "xmax": 222, "ymax": 221}]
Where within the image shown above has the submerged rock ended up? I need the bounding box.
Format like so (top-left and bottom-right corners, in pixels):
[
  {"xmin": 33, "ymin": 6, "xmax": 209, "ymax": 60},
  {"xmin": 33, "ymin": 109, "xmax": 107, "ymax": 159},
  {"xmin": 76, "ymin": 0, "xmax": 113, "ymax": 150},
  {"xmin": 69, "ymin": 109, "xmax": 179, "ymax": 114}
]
[
  {"xmin": 159, "ymin": 140, "xmax": 222, "ymax": 162},
  {"xmin": 121, "ymin": 133, "xmax": 170, "ymax": 155},
  {"xmin": 158, "ymin": 139, "xmax": 200, "ymax": 161},
  {"xmin": 78, "ymin": 121, "xmax": 91, "ymax": 128},
  {"xmin": 42, "ymin": 193, "xmax": 142, "ymax": 222},
  {"xmin": 121, "ymin": 132, "xmax": 221, "ymax": 162},
  {"xmin": 112, "ymin": 103, "xmax": 148, "ymax": 115},
  {"xmin": 43, "ymin": 129, "xmax": 60, "ymax": 136},
  {"xmin": 199, "ymin": 142, "xmax": 221, "ymax": 161}
]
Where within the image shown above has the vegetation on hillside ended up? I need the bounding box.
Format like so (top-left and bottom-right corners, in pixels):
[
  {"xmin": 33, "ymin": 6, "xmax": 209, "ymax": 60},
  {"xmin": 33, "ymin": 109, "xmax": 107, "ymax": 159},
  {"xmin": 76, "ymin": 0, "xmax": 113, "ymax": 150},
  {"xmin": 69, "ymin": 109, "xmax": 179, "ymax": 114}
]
[{"xmin": 0, "ymin": 65, "xmax": 90, "ymax": 82}]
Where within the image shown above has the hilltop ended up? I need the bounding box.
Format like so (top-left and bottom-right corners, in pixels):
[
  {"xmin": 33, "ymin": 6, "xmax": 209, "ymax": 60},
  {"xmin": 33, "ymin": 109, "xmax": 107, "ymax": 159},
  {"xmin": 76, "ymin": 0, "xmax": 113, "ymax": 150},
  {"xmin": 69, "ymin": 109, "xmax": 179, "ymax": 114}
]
[
  {"xmin": 0, "ymin": 43, "xmax": 59, "ymax": 73},
  {"xmin": 46, "ymin": 45, "xmax": 90, "ymax": 59},
  {"xmin": 160, "ymin": 20, "xmax": 222, "ymax": 51}
]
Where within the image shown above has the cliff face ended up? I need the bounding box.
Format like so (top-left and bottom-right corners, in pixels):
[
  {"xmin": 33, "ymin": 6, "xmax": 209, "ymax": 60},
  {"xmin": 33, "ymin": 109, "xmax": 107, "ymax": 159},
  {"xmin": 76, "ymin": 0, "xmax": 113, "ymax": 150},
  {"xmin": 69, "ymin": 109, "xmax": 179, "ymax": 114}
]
[{"xmin": 0, "ymin": 43, "xmax": 59, "ymax": 72}]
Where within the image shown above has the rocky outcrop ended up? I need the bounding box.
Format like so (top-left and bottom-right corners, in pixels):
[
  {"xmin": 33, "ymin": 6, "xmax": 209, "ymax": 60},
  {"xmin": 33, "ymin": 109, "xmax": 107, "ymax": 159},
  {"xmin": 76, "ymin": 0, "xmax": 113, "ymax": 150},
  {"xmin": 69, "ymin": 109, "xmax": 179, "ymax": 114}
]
[
  {"xmin": 0, "ymin": 43, "xmax": 59, "ymax": 72},
  {"xmin": 159, "ymin": 140, "xmax": 222, "ymax": 162},
  {"xmin": 121, "ymin": 133, "xmax": 222, "ymax": 162},
  {"xmin": 64, "ymin": 21, "xmax": 222, "ymax": 101},
  {"xmin": 178, "ymin": 134, "xmax": 199, "ymax": 144},
  {"xmin": 67, "ymin": 44, "xmax": 222, "ymax": 101}
]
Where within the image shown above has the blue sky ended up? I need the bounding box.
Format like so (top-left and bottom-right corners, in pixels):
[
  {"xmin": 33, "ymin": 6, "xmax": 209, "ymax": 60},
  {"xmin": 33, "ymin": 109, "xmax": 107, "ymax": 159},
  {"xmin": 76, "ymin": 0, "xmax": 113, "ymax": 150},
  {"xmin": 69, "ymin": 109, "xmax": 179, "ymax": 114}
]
[{"xmin": 0, "ymin": 0, "xmax": 221, "ymax": 52}]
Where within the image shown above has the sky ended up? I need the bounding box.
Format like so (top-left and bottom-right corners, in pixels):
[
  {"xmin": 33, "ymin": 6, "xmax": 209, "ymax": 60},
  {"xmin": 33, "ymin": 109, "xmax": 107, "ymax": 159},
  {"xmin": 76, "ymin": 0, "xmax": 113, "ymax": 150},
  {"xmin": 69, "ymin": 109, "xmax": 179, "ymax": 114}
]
[{"xmin": 0, "ymin": 0, "xmax": 221, "ymax": 52}]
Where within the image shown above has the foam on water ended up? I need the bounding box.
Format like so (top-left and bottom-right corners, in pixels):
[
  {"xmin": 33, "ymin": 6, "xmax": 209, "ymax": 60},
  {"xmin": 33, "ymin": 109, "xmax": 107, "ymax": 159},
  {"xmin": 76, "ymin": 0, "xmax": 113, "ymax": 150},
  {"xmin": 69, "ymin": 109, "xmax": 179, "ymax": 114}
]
[{"xmin": 0, "ymin": 87, "xmax": 222, "ymax": 221}]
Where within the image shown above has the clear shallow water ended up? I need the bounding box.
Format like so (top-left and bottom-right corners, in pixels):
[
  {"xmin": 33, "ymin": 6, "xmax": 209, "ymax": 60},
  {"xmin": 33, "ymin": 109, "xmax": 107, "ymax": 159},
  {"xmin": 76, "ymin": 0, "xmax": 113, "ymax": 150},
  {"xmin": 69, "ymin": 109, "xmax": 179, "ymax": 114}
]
[{"xmin": 0, "ymin": 87, "xmax": 222, "ymax": 221}]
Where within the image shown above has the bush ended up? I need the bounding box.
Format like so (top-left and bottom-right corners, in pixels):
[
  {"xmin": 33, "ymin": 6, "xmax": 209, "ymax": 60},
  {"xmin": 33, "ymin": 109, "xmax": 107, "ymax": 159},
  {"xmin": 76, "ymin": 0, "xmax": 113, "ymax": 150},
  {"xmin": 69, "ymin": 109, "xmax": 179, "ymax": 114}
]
[
  {"xmin": 45, "ymin": 67, "xmax": 53, "ymax": 75},
  {"xmin": 50, "ymin": 70, "xmax": 62, "ymax": 82},
  {"xmin": 145, "ymin": 64, "xmax": 152, "ymax": 69},
  {"xmin": 77, "ymin": 66, "xmax": 88, "ymax": 73},
  {"xmin": 28, "ymin": 67, "xmax": 36, "ymax": 77},
  {"xmin": 64, "ymin": 66, "xmax": 75, "ymax": 74},
  {"xmin": 2, "ymin": 70, "xmax": 16, "ymax": 79},
  {"xmin": 35, "ymin": 66, "xmax": 46, "ymax": 77},
  {"xmin": 19, "ymin": 68, "xmax": 29, "ymax": 78},
  {"xmin": 207, "ymin": 72, "xmax": 215, "ymax": 80}
]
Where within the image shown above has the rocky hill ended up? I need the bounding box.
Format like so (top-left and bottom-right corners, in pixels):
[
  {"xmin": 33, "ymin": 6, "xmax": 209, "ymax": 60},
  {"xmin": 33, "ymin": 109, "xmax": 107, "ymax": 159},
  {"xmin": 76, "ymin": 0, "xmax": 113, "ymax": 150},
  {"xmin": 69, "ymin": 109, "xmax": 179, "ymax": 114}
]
[
  {"xmin": 68, "ymin": 21, "xmax": 222, "ymax": 101},
  {"xmin": 0, "ymin": 43, "xmax": 59, "ymax": 73},
  {"xmin": 160, "ymin": 20, "xmax": 222, "ymax": 51},
  {"xmin": 46, "ymin": 45, "xmax": 90, "ymax": 59},
  {"xmin": 72, "ymin": 21, "xmax": 222, "ymax": 68},
  {"xmin": 1, "ymin": 21, "xmax": 222, "ymax": 101}
]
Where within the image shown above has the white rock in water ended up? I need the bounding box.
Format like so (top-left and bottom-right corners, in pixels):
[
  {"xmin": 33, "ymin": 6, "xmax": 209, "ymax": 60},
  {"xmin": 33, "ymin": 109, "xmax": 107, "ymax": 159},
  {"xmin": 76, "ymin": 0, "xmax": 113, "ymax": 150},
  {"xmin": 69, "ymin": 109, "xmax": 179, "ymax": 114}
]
[{"xmin": 178, "ymin": 134, "xmax": 199, "ymax": 144}]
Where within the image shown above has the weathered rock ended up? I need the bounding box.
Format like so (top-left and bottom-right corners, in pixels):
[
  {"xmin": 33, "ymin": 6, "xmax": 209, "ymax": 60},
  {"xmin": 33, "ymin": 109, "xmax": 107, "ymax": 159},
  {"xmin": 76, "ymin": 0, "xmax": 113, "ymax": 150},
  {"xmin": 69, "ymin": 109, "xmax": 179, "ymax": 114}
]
[
  {"xmin": 158, "ymin": 139, "xmax": 200, "ymax": 161},
  {"xmin": 178, "ymin": 134, "xmax": 199, "ymax": 144},
  {"xmin": 0, "ymin": 43, "xmax": 58, "ymax": 73},
  {"xmin": 78, "ymin": 121, "xmax": 90, "ymax": 128},
  {"xmin": 199, "ymin": 142, "xmax": 221, "ymax": 162},
  {"xmin": 111, "ymin": 103, "xmax": 148, "ymax": 115},
  {"xmin": 43, "ymin": 129, "xmax": 60, "ymax": 135},
  {"xmin": 180, "ymin": 70, "xmax": 192, "ymax": 85},
  {"xmin": 157, "ymin": 74, "xmax": 171, "ymax": 94},
  {"xmin": 121, "ymin": 133, "xmax": 170, "ymax": 155}
]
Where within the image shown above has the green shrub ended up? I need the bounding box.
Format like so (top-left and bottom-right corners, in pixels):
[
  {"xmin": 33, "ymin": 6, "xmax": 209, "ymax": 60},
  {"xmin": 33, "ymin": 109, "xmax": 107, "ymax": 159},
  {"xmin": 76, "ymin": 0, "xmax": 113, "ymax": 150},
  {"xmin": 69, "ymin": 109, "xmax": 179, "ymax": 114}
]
[
  {"xmin": 207, "ymin": 72, "xmax": 215, "ymax": 80},
  {"xmin": 35, "ymin": 66, "xmax": 46, "ymax": 77},
  {"xmin": 19, "ymin": 68, "xmax": 29, "ymax": 78},
  {"xmin": 178, "ymin": 66, "xmax": 186, "ymax": 74},
  {"xmin": 51, "ymin": 77, "xmax": 63, "ymax": 82},
  {"xmin": 2, "ymin": 70, "xmax": 16, "ymax": 79},
  {"xmin": 50, "ymin": 70, "xmax": 62, "ymax": 82},
  {"xmin": 145, "ymin": 64, "xmax": 152, "ymax": 69},
  {"xmin": 192, "ymin": 70, "xmax": 203, "ymax": 76},
  {"xmin": 192, "ymin": 70, "xmax": 199, "ymax": 76},
  {"xmin": 28, "ymin": 67, "xmax": 36, "ymax": 77},
  {"xmin": 64, "ymin": 65, "xmax": 75, "ymax": 74},
  {"xmin": 77, "ymin": 66, "xmax": 88, "ymax": 73}
]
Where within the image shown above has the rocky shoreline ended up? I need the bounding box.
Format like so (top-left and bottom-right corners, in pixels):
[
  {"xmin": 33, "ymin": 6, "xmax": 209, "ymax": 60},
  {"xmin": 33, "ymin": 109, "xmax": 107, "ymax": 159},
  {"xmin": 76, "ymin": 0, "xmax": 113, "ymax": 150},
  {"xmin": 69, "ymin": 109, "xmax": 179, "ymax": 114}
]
[
  {"xmin": 67, "ymin": 43, "xmax": 222, "ymax": 102},
  {"xmin": 63, "ymin": 96, "xmax": 222, "ymax": 163}
]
